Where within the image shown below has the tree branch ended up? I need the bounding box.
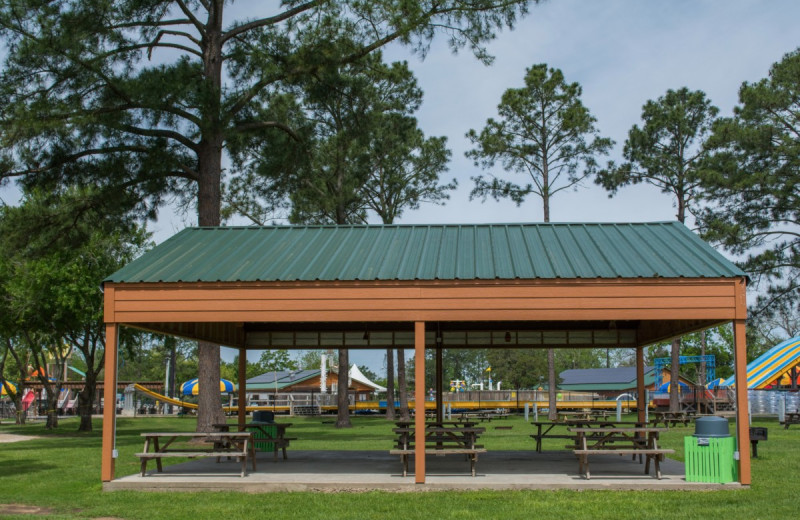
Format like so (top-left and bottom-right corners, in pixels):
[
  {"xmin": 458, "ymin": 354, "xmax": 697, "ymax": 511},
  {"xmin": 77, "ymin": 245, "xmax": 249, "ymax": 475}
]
[
  {"xmin": 109, "ymin": 19, "xmax": 194, "ymax": 30},
  {"xmin": 175, "ymin": 0, "xmax": 206, "ymax": 35},
  {"xmin": 112, "ymin": 124, "xmax": 199, "ymax": 152},
  {"xmin": 233, "ymin": 121, "xmax": 303, "ymax": 142},
  {"xmin": 222, "ymin": 0, "xmax": 323, "ymax": 43},
  {"xmin": 146, "ymin": 32, "xmax": 202, "ymax": 59},
  {"xmin": 1, "ymin": 146, "xmax": 152, "ymax": 178}
]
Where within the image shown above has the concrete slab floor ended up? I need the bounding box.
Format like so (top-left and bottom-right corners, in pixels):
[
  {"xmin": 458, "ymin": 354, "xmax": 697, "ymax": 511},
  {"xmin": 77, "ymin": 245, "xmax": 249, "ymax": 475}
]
[{"xmin": 104, "ymin": 450, "xmax": 744, "ymax": 492}]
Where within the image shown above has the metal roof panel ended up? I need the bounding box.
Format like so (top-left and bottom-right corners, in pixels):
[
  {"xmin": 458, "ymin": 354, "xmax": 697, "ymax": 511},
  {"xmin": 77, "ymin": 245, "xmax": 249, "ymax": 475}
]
[{"xmin": 105, "ymin": 222, "xmax": 746, "ymax": 283}]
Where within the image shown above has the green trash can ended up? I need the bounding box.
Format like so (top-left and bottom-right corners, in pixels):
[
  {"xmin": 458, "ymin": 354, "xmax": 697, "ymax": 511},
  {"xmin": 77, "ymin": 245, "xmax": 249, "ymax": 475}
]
[
  {"xmin": 684, "ymin": 417, "xmax": 737, "ymax": 483},
  {"xmin": 251, "ymin": 411, "xmax": 277, "ymax": 453},
  {"xmin": 251, "ymin": 423, "xmax": 277, "ymax": 453}
]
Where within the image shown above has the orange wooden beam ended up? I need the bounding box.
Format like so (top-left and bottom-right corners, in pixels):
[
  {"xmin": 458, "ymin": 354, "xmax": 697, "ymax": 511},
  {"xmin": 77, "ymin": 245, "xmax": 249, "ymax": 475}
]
[
  {"xmin": 414, "ymin": 321, "xmax": 426, "ymax": 484},
  {"xmin": 734, "ymin": 321, "xmax": 751, "ymax": 483},
  {"xmin": 732, "ymin": 277, "xmax": 750, "ymax": 485},
  {"xmin": 101, "ymin": 323, "xmax": 118, "ymax": 482}
]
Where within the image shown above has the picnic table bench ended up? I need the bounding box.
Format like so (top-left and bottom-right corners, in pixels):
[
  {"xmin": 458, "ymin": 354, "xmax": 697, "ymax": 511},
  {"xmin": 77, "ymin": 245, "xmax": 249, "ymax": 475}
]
[
  {"xmin": 530, "ymin": 421, "xmax": 578, "ymax": 453},
  {"xmin": 782, "ymin": 411, "xmax": 800, "ymax": 429},
  {"xmin": 650, "ymin": 411, "xmax": 692, "ymax": 428},
  {"xmin": 530, "ymin": 420, "xmax": 647, "ymax": 453},
  {"xmin": 569, "ymin": 427, "xmax": 674, "ymax": 479},
  {"xmin": 135, "ymin": 432, "xmax": 256, "ymax": 477},
  {"xmin": 459, "ymin": 410, "xmax": 508, "ymax": 422},
  {"xmin": 395, "ymin": 420, "xmax": 479, "ymax": 428},
  {"xmin": 390, "ymin": 425, "xmax": 486, "ymax": 477},
  {"xmin": 214, "ymin": 422, "xmax": 296, "ymax": 460}
]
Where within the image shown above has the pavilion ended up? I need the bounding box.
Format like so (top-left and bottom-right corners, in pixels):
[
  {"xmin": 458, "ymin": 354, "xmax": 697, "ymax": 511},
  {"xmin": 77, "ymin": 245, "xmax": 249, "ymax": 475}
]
[{"xmin": 100, "ymin": 222, "xmax": 751, "ymax": 485}]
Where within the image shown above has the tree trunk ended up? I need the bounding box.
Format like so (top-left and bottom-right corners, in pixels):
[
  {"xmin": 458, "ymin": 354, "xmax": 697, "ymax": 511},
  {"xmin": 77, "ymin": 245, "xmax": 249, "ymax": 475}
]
[
  {"xmin": 542, "ymin": 184, "xmax": 558, "ymax": 420},
  {"xmin": 43, "ymin": 385, "xmax": 59, "ymax": 429},
  {"xmin": 194, "ymin": 126, "xmax": 226, "ymax": 432},
  {"xmin": 385, "ymin": 348, "xmax": 395, "ymax": 420},
  {"xmin": 699, "ymin": 330, "xmax": 707, "ymax": 412},
  {"xmin": 4, "ymin": 341, "xmax": 28, "ymax": 424},
  {"xmin": 76, "ymin": 336, "xmax": 103, "ymax": 432},
  {"xmin": 336, "ymin": 348, "xmax": 351, "ymax": 428},
  {"xmin": 669, "ymin": 338, "xmax": 681, "ymax": 412},
  {"xmin": 77, "ymin": 370, "xmax": 97, "ymax": 432},
  {"xmin": 12, "ymin": 391, "xmax": 25, "ymax": 425},
  {"xmin": 196, "ymin": 340, "xmax": 225, "ymax": 432},
  {"xmin": 547, "ymin": 348, "xmax": 557, "ymax": 420},
  {"xmin": 397, "ymin": 348, "xmax": 410, "ymax": 421},
  {"xmin": 167, "ymin": 338, "xmax": 176, "ymax": 415},
  {"xmin": 193, "ymin": 0, "xmax": 226, "ymax": 433}
]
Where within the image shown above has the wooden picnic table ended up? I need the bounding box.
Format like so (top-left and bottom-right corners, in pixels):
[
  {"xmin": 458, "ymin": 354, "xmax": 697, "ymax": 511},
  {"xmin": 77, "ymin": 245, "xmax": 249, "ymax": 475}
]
[
  {"xmin": 530, "ymin": 420, "xmax": 647, "ymax": 453},
  {"xmin": 782, "ymin": 411, "xmax": 800, "ymax": 429},
  {"xmin": 459, "ymin": 410, "xmax": 509, "ymax": 422},
  {"xmin": 568, "ymin": 426, "xmax": 674, "ymax": 479},
  {"xmin": 391, "ymin": 424, "xmax": 486, "ymax": 476},
  {"xmin": 213, "ymin": 422, "xmax": 296, "ymax": 461},
  {"xmin": 556, "ymin": 411, "xmax": 606, "ymax": 422},
  {"xmin": 395, "ymin": 419, "xmax": 479, "ymax": 428},
  {"xmin": 136, "ymin": 431, "xmax": 256, "ymax": 477},
  {"xmin": 587, "ymin": 410, "xmax": 617, "ymax": 420},
  {"xmin": 650, "ymin": 411, "xmax": 692, "ymax": 428}
]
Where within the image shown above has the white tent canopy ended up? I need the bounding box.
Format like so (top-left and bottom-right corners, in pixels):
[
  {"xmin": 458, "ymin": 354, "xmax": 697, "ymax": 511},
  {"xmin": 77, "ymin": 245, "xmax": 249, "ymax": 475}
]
[{"xmin": 349, "ymin": 364, "xmax": 386, "ymax": 392}]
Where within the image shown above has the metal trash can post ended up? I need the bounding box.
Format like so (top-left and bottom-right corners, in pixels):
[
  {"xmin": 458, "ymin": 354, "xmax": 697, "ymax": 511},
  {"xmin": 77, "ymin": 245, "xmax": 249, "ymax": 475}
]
[{"xmin": 749, "ymin": 427, "xmax": 768, "ymax": 458}]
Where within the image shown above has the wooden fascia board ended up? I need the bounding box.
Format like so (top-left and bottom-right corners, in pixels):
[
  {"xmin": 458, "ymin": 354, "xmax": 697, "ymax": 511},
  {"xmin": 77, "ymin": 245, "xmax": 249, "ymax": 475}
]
[
  {"xmin": 735, "ymin": 277, "xmax": 748, "ymax": 320},
  {"xmin": 103, "ymin": 285, "xmax": 115, "ymax": 323},
  {"xmin": 104, "ymin": 278, "xmax": 741, "ymax": 325}
]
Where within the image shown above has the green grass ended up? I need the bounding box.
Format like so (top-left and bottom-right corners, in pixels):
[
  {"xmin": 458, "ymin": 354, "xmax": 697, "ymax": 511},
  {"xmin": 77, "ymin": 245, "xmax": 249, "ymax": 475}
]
[{"xmin": 0, "ymin": 414, "xmax": 797, "ymax": 520}]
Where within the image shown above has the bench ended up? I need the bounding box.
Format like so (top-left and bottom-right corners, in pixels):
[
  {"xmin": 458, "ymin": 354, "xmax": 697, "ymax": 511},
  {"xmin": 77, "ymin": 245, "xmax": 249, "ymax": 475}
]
[
  {"xmin": 573, "ymin": 447, "xmax": 675, "ymax": 479},
  {"xmin": 135, "ymin": 432, "xmax": 256, "ymax": 477},
  {"xmin": 389, "ymin": 447, "xmax": 487, "ymax": 477},
  {"xmin": 650, "ymin": 412, "xmax": 692, "ymax": 428},
  {"xmin": 530, "ymin": 420, "xmax": 646, "ymax": 453},
  {"xmin": 569, "ymin": 426, "xmax": 673, "ymax": 480},
  {"xmin": 781, "ymin": 412, "xmax": 800, "ymax": 429},
  {"xmin": 530, "ymin": 433, "xmax": 574, "ymax": 452},
  {"xmin": 392, "ymin": 425, "xmax": 485, "ymax": 476}
]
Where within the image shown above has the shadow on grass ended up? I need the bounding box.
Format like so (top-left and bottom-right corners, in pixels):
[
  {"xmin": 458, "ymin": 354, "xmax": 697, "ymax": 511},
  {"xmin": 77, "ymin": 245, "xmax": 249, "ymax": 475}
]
[
  {"xmin": 0, "ymin": 458, "xmax": 58, "ymax": 475},
  {"xmin": 3, "ymin": 437, "xmax": 101, "ymax": 451}
]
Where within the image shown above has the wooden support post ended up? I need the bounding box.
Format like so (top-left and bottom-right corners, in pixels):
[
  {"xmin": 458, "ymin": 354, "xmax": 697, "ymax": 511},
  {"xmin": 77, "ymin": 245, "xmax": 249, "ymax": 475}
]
[
  {"xmin": 733, "ymin": 318, "xmax": 751, "ymax": 485},
  {"xmin": 101, "ymin": 323, "xmax": 118, "ymax": 482},
  {"xmin": 435, "ymin": 345, "xmax": 443, "ymax": 423},
  {"xmin": 414, "ymin": 321, "xmax": 426, "ymax": 484},
  {"xmin": 636, "ymin": 346, "xmax": 646, "ymax": 424},
  {"xmin": 238, "ymin": 347, "xmax": 247, "ymax": 430}
]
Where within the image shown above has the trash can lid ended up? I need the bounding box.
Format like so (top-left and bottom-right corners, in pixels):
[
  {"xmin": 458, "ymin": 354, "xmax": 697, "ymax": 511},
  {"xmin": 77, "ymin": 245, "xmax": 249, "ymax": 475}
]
[{"xmin": 693, "ymin": 416, "xmax": 730, "ymax": 437}]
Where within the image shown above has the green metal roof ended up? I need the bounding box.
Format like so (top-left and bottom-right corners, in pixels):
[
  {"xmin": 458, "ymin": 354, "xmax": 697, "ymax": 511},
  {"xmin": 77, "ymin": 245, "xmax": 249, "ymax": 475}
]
[
  {"xmin": 558, "ymin": 366, "xmax": 656, "ymax": 391},
  {"xmin": 105, "ymin": 222, "xmax": 746, "ymax": 283},
  {"xmin": 558, "ymin": 383, "xmax": 643, "ymax": 391}
]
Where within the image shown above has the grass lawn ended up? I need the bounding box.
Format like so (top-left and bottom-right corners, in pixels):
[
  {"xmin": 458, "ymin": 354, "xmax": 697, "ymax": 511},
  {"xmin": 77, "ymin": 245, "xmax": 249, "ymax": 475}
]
[{"xmin": 0, "ymin": 414, "xmax": 796, "ymax": 520}]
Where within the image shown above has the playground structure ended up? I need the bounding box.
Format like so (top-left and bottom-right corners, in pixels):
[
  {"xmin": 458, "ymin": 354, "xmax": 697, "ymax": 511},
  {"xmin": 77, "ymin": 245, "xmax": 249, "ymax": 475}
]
[
  {"xmin": 651, "ymin": 355, "xmax": 731, "ymax": 413},
  {"xmin": 654, "ymin": 356, "xmax": 715, "ymax": 387},
  {"xmin": 723, "ymin": 337, "xmax": 800, "ymax": 390}
]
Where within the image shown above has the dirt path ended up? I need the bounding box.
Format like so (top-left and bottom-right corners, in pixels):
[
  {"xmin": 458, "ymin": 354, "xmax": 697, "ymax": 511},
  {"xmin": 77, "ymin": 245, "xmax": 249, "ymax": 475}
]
[
  {"xmin": 0, "ymin": 504, "xmax": 125, "ymax": 519},
  {"xmin": 0, "ymin": 433, "xmax": 40, "ymax": 443}
]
